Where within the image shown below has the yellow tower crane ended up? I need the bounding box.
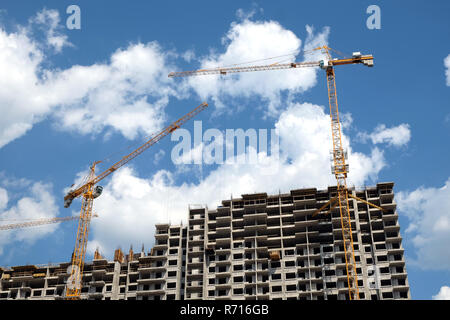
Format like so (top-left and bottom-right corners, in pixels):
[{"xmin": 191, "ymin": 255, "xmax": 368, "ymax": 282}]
[
  {"xmin": 63, "ymin": 102, "xmax": 209, "ymax": 299},
  {"xmin": 168, "ymin": 46, "xmax": 374, "ymax": 300}
]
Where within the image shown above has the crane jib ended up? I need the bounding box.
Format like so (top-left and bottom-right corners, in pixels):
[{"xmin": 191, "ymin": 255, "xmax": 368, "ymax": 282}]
[
  {"xmin": 167, "ymin": 56, "xmax": 373, "ymax": 78},
  {"xmin": 63, "ymin": 102, "xmax": 208, "ymax": 207}
]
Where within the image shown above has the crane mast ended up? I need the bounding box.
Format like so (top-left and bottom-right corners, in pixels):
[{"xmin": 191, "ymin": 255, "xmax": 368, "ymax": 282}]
[
  {"xmin": 64, "ymin": 102, "xmax": 209, "ymax": 299},
  {"xmin": 66, "ymin": 165, "xmax": 96, "ymax": 299},
  {"xmin": 325, "ymin": 61, "xmax": 359, "ymax": 300},
  {"xmin": 169, "ymin": 46, "xmax": 373, "ymax": 300}
]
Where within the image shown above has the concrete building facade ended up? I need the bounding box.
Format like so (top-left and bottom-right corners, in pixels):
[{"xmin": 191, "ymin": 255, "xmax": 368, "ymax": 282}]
[{"xmin": 0, "ymin": 182, "xmax": 410, "ymax": 300}]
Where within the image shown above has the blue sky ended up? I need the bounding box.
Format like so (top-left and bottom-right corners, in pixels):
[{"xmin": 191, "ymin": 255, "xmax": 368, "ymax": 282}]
[{"xmin": 0, "ymin": 0, "xmax": 449, "ymax": 299}]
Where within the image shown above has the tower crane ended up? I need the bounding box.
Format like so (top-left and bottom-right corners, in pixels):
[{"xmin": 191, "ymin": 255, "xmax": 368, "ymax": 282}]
[
  {"xmin": 168, "ymin": 46, "xmax": 374, "ymax": 300},
  {"xmin": 63, "ymin": 102, "xmax": 209, "ymax": 299},
  {"xmin": 0, "ymin": 214, "xmax": 98, "ymax": 231}
]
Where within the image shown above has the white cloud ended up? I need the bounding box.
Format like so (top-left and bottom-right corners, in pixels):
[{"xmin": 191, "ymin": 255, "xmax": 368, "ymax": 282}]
[
  {"xmin": 445, "ymin": 54, "xmax": 450, "ymax": 86},
  {"xmin": 0, "ymin": 188, "xmax": 7, "ymax": 211},
  {"xmin": 48, "ymin": 41, "xmax": 177, "ymax": 139},
  {"xmin": 397, "ymin": 178, "xmax": 450, "ymax": 270},
  {"xmin": 0, "ymin": 181, "xmax": 59, "ymax": 255},
  {"xmin": 30, "ymin": 8, "xmax": 71, "ymax": 53},
  {"xmin": 85, "ymin": 102, "xmax": 386, "ymax": 256},
  {"xmin": 0, "ymin": 25, "xmax": 47, "ymax": 148},
  {"xmin": 0, "ymin": 11, "xmax": 181, "ymax": 148},
  {"xmin": 185, "ymin": 19, "xmax": 329, "ymax": 116},
  {"xmin": 235, "ymin": 6, "xmax": 263, "ymax": 21},
  {"xmin": 359, "ymin": 123, "xmax": 411, "ymax": 147},
  {"xmin": 153, "ymin": 149, "xmax": 165, "ymax": 165},
  {"xmin": 433, "ymin": 286, "xmax": 450, "ymax": 300},
  {"xmin": 276, "ymin": 102, "xmax": 385, "ymax": 188},
  {"xmin": 181, "ymin": 49, "xmax": 195, "ymax": 63}
]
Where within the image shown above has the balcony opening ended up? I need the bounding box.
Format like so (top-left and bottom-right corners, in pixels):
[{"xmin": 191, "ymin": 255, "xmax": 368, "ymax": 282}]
[
  {"xmin": 381, "ymin": 279, "xmax": 391, "ymax": 287},
  {"xmin": 168, "ymin": 271, "xmax": 177, "ymax": 277},
  {"xmin": 324, "ymin": 270, "xmax": 335, "ymax": 277},
  {"xmin": 32, "ymin": 290, "xmax": 41, "ymax": 297},
  {"xmin": 323, "ymin": 246, "xmax": 333, "ymax": 253},
  {"xmin": 167, "ymin": 282, "xmax": 176, "ymax": 289},
  {"xmin": 271, "ymin": 273, "xmax": 281, "ymax": 280},
  {"xmin": 169, "ymin": 260, "xmax": 177, "ymax": 266},
  {"xmin": 380, "ymin": 267, "xmax": 389, "ymax": 274},
  {"xmin": 325, "ymin": 282, "xmax": 336, "ymax": 289},
  {"xmin": 271, "ymin": 286, "xmax": 281, "ymax": 293},
  {"xmin": 393, "ymin": 254, "xmax": 402, "ymax": 261},
  {"xmin": 270, "ymin": 261, "xmax": 281, "ymax": 268},
  {"xmin": 396, "ymin": 266, "xmax": 404, "ymax": 273},
  {"xmin": 285, "ymin": 249, "xmax": 295, "ymax": 255},
  {"xmin": 286, "ymin": 285, "xmax": 296, "ymax": 291},
  {"xmin": 218, "ymin": 266, "xmax": 226, "ymax": 273},
  {"xmin": 285, "ymin": 261, "xmax": 295, "ymax": 267},
  {"xmin": 45, "ymin": 289, "xmax": 54, "ymax": 296},
  {"xmin": 286, "ymin": 272, "xmax": 296, "ymax": 279}
]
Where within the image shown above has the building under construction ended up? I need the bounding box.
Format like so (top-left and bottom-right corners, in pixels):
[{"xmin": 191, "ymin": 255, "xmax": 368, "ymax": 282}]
[{"xmin": 0, "ymin": 182, "xmax": 410, "ymax": 300}]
